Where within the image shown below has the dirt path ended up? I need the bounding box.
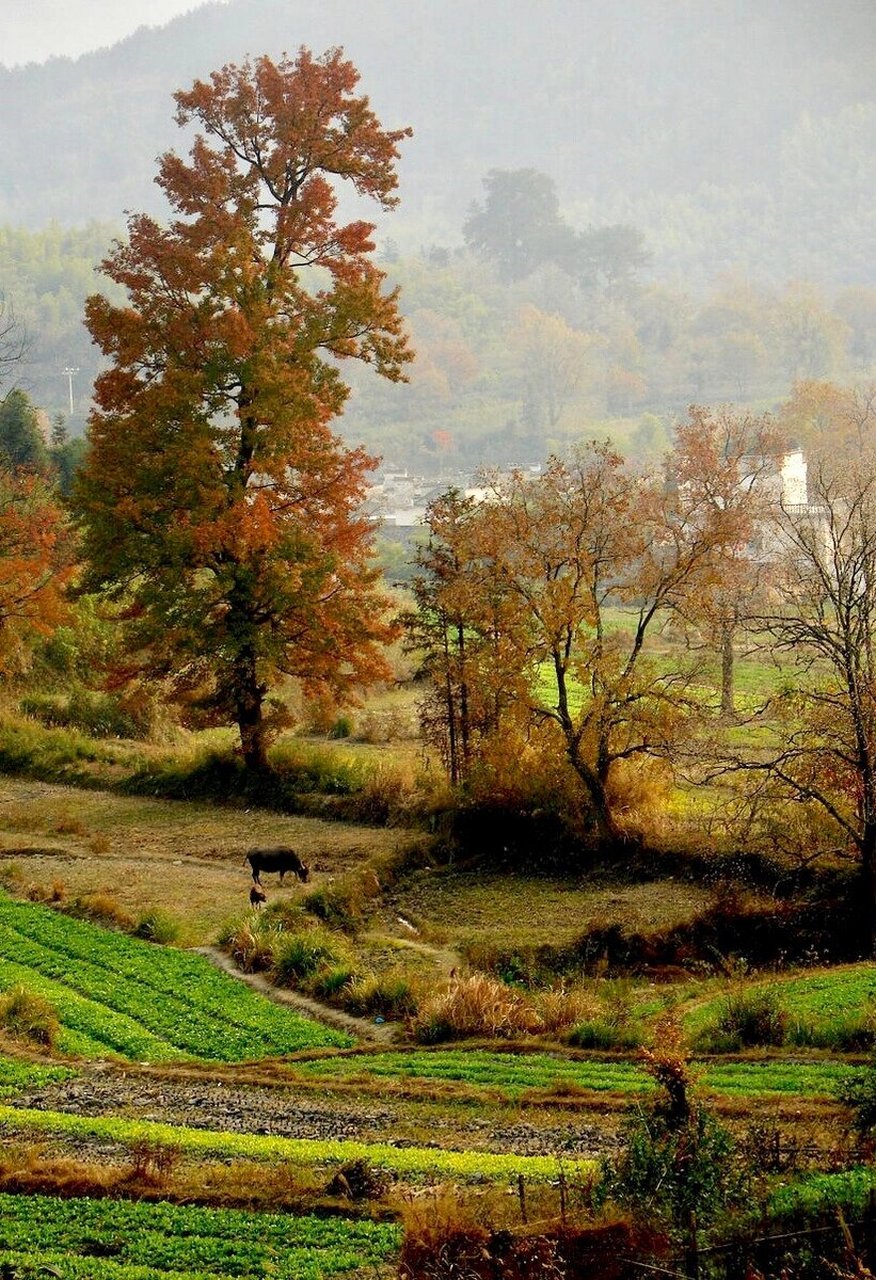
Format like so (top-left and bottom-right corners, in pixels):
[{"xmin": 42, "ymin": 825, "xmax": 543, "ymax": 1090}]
[
  {"xmin": 385, "ymin": 932, "xmax": 462, "ymax": 976},
  {"xmin": 195, "ymin": 946, "xmax": 399, "ymax": 1044}
]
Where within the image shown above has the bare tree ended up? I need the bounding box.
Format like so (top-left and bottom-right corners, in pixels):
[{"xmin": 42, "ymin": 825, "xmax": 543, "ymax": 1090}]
[
  {"xmin": 0, "ymin": 297, "xmax": 26, "ymax": 397},
  {"xmin": 753, "ymin": 447, "xmax": 876, "ymax": 948}
]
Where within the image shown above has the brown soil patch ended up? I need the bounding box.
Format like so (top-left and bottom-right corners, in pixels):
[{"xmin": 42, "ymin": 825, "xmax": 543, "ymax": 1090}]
[{"xmin": 0, "ymin": 777, "xmax": 416, "ymax": 943}]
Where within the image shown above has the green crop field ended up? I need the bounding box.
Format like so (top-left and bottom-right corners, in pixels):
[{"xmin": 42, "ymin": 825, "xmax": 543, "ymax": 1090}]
[
  {"xmin": 0, "ymin": 1105, "xmax": 592, "ymax": 1183},
  {"xmin": 0, "ymin": 1055, "xmax": 74, "ymax": 1097},
  {"xmin": 0, "ymin": 892, "xmax": 351, "ymax": 1061},
  {"xmin": 685, "ymin": 963, "xmax": 876, "ymax": 1046},
  {"xmin": 289, "ymin": 1048, "xmax": 859, "ymax": 1101},
  {"xmin": 0, "ymin": 1191, "xmax": 401, "ymax": 1280}
]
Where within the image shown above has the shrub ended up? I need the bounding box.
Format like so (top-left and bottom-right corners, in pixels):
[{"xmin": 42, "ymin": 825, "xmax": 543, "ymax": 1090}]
[
  {"xmin": 341, "ymin": 972, "xmax": 420, "ymax": 1021},
  {"xmin": 306, "ymin": 964, "xmax": 358, "ymax": 1000},
  {"xmin": 133, "ymin": 909, "xmax": 181, "ymax": 945},
  {"xmin": 533, "ymin": 986, "xmax": 602, "ymax": 1036},
  {"xmin": 411, "ymin": 974, "xmax": 543, "ymax": 1043},
  {"xmin": 567, "ymin": 1019, "xmax": 644, "ymax": 1051},
  {"xmin": 836, "ymin": 1064, "xmax": 876, "ymax": 1135},
  {"xmin": 706, "ymin": 988, "xmax": 788, "ymax": 1049},
  {"xmin": 328, "ymin": 714, "xmax": 354, "ymax": 739},
  {"xmin": 20, "ymin": 688, "xmax": 146, "ymax": 739},
  {"xmin": 301, "ymin": 884, "xmax": 364, "ymax": 931},
  {"xmin": 324, "ymin": 1156, "xmax": 391, "ymax": 1200},
  {"xmin": 0, "ymin": 985, "xmax": 59, "ymax": 1048},
  {"xmin": 599, "ymin": 1023, "xmax": 746, "ymax": 1240},
  {"xmin": 272, "ymin": 927, "xmax": 350, "ymax": 986},
  {"xmin": 221, "ymin": 921, "xmax": 278, "ymax": 973}
]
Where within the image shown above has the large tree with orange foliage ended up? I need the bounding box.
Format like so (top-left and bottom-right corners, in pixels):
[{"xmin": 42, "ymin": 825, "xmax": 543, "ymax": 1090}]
[
  {"xmin": 76, "ymin": 49, "xmax": 412, "ymax": 768},
  {"xmin": 0, "ymin": 469, "xmax": 73, "ymax": 673}
]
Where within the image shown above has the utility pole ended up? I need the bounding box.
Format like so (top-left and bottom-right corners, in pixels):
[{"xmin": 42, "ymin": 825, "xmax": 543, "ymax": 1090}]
[{"xmin": 62, "ymin": 367, "xmax": 79, "ymax": 415}]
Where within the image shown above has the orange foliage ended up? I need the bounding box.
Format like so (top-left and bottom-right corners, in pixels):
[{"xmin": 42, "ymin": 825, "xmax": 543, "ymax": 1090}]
[
  {"xmin": 0, "ymin": 469, "xmax": 73, "ymax": 672},
  {"xmin": 76, "ymin": 50, "xmax": 412, "ymax": 766}
]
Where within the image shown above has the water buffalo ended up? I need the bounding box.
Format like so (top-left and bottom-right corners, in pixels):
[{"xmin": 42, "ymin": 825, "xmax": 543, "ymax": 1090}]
[
  {"xmin": 249, "ymin": 884, "xmax": 267, "ymax": 909},
  {"xmin": 244, "ymin": 846, "xmax": 310, "ymax": 885}
]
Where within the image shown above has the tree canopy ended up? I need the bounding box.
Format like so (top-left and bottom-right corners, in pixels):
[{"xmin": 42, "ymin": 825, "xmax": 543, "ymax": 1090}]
[{"xmin": 75, "ymin": 48, "xmax": 413, "ymax": 767}]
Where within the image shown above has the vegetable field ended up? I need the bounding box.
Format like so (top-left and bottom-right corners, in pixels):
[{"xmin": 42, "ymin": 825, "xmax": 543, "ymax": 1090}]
[
  {"xmin": 0, "ymin": 1105, "xmax": 592, "ymax": 1183},
  {"xmin": 0, "ymin": 893, "xmax": 351, "ymax": 1061},
  {"xmin": 0, "ymin": 1055, "xmax": 74, "ymax": 1097},
  {"xmin": 0, "ymin": 1191, "xmax": 401, "ymax": 1280},
  {"xmin": 288, "ymin": 1048, "xmax": 858, "ymax": 1101}
]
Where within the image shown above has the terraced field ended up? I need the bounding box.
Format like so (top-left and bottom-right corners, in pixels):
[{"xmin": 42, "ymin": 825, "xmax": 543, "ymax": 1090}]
[
  {"xmin": 0, "ymin": 1191, "xmax": 401, "ymax": 1280},
  {"xmin": 0, "ymin": 1105, "xmax": 592, "ymax": 1183},
  {"xmin": 0, "ymin": 892, "xmax": 351, "ymax": 1060},
  {"xmin": 286, "ymin": 1047, "xmax": 860, "ymax": 1101}
]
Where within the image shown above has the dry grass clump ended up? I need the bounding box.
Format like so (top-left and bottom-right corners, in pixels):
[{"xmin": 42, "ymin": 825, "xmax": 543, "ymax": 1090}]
[
  {"xmin": 23, "ymin": 878, "xmax": 66, "ymax": 904},
  {"xmin": 67, "ymin": 892, "xmax": 136, "ymax": 931},
  {"xmin": 221, "ymin": 920, "xmax": 278, "ymax": 973},
  {"xmin": 412, "ymin": 974, "xmax": 544, "ymax": 1043},
  {"xmin": 534, "ymin": 986, "xmax": 603, "ymax": 1035},
  {"xmin": 0, "ymin": 984, "xmax": 60, "ymax": 1047}
]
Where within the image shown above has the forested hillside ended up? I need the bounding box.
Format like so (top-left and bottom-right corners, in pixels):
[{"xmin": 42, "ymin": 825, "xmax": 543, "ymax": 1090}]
[
  {"xmin": 1, "ymin": 0, "xmax": 874, "ymax": 286},
  {"xmin": 2, "ymin": 0, "xmax": 875, "ymax": 442}
]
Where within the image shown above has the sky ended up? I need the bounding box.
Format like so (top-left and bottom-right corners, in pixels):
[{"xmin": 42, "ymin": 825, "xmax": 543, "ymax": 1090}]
[{"xmin": 1, "ymin": 0, "xmax": 217, "ymax": 68}]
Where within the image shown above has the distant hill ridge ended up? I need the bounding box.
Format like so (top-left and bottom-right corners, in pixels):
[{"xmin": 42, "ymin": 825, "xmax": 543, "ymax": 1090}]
[{"xmin": 1, "ymin": 0, "xmax": 875, "ymax": 287}]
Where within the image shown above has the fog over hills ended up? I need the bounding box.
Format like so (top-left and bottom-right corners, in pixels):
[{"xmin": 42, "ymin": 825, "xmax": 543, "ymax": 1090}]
[{"xmin": 2, "ymin": 0, "xmax": 874, "ymax": 286}]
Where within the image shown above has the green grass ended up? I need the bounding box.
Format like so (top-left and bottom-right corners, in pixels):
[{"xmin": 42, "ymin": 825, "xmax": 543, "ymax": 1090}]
[
  {"xmin": 685, "ymin": 964, "xmax": 876, "ymax": 1048},
  {"xmin": 0, "ymin": 1191, "xmax": 401, "ymax": 1280},
  {"xmin": 0, "ymin": 1105, "xmax": 592, "ymax": 1184},
  {"xmin": 0, "ymin": 892, "xmax": 352, "ymax": 1061}
]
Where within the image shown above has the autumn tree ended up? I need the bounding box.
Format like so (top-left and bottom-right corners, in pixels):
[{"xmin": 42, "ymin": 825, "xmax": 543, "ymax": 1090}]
[
  {"xmin": 508, "ymin": 304, "xmax": 599, "ymax": 438},
  {"xmin": 75, "ymin": 50, "xmax": 412, "ymax": 768},
  {"xmin": 668, "ymin": 407, "xmax": 787, "ymax": 717},
  {"xmin": 404, "ymin": 489, "xmax": 524, "ymax": 785},
  {"xmin": 0, "ymin": 469, "xmax": 74, "ymax": 673},
  {"xmin": 458, "ymin": 441, "xmax": 756, "ymax": 842}
]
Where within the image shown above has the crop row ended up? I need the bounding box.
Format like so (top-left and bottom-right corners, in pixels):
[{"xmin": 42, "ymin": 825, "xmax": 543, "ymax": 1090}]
[
  {"xmin": 0, "ymin": 893, "xmax": 350, "ymax": 1060},
  {"xmin": 0, "ymin": 1055, "xmax": 74, "ymax": 1097},
  {"xmin": 289, "ymin": 1048, "xmax": 858, "ymax": 1099},
  {"xmin": 0, "ymin": 1192, "xmax": 400, "ymax": 1280},
  {"xmin": 770, "ymin": 1165, "xmax": 876, "ymax": 1217},
  {"xmin": 0, "ymin": 1105, "xmax": 591, "ymax": 1183}
]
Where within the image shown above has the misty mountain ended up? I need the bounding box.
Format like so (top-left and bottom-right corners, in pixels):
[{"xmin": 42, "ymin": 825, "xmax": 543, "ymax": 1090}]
[{"xmin": 1, "ymin": 0, "xmax": 875, "ymax": 287}]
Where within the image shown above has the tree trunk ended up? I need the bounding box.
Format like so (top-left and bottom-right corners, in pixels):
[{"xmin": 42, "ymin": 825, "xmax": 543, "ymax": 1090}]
[
  {"xmin": 862, "ymin": 821, "xmax": 876, "ymax": 956},
  {"xmin": 720, "ymin": 624, "xmax": 735, "ymax": 719},
  {"xmin": 234, "ymin": 648, "xmax": 268, "ymax": 772},
  {"xmin": 566, "ymin": 747, "xmax": 623, "ymax": 843}
]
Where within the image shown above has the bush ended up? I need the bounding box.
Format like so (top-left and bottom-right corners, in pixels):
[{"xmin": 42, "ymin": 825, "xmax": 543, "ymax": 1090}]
[
  {"xmin": 67, "ymin": 893, "xmax": 135, "ymax": 931},
  {"xmin": 341, "ymin": 972, "xmax": 420, "ymax": 1021},
  {"xmin": 306, "ymin": 964, "xmax": 358, "ymax": 1000},
  {"xmin": 836, "ymin": 1064, "xmax": 876, "ymax": 1135},
  {"xmin": 567, "ymin": 1019, "xmax": 644, "ymax": 1051},
  {"xmin": 221, "ymin": 921, "xmax": 278, "ymax": 973},
  {"xmin": 697, "ymin": 986, "xmax": 788, "ymax": 1051},
  {"xmin": 133, "ymin": 909, "xmax": 181, "ymax": 945},
  {"xmin": 412, "ymin": 974, "xmax": 542, "ymax": 1043},
  {"xmin": 272, "ymin": 927, "xmax": 350, "ymax": 985},
  {"xmin": 0, "ymin": 985, "xmax": 59, "ymax": 1047},
  {"xmin": 20, "ymin": 688, "xmax": 146, "ymax": 739},
  {"xmin": 599, "ymin": 1023, "xmax": 746, "ymax": 1240},
  {"xmin": 301, "ymin": 883, "xmax": 365, "ymax": 931}
]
